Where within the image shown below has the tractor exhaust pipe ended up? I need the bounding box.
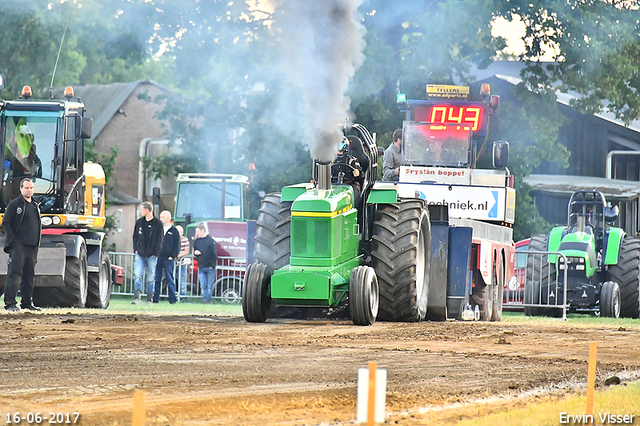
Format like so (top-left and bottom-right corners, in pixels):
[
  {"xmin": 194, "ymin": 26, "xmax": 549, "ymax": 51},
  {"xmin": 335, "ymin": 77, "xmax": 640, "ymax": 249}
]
[{"xmin": 316, "ymin": 161, "xmax": 332, "ymax": 191}]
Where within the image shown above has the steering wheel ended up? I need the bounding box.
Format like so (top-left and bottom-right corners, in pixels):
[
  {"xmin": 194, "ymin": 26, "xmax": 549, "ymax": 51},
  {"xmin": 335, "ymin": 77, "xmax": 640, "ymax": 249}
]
[{"xmin": 331, "ymin": 163, "xmax": 357, "ymax": 184}]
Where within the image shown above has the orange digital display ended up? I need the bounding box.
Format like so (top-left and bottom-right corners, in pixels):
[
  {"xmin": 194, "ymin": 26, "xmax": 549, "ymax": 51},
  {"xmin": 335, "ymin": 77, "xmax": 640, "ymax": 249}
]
[{"xmin": 414, "ymin": 104, "xmax": 484, "ymax": 132}]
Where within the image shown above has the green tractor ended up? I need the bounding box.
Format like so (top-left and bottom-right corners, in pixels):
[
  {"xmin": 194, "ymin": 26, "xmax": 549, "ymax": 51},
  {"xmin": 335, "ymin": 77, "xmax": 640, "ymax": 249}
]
[
  {"xmin": 242, "ymin": 124, "xmax": 431, "ymax": 325},
  {"xmin": 525, "ymin": 190, "xmax": 640, "ymax": 318}
]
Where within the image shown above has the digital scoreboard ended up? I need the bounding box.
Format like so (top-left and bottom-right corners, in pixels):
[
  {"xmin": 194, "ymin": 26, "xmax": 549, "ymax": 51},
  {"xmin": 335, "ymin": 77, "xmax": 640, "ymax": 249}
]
[{"xmin": 413, "ymin": 104, "xmax": 484, "ymax": 132}]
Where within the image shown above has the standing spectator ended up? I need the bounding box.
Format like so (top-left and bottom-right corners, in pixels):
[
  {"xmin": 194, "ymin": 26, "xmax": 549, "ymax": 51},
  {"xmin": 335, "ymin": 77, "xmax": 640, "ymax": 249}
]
[
  {"xmin": 193, "ymin": 223, "xmax": 217, "ymax": 303},
  {"xmin": 152, "ymin": 211, "xmax": 181, "ymax": 304},
  {"xmin": 132, "ymin": 201, "xmax": 163, "ymax": 305},
  {"xmin": 383, "ymin": 129, "xmax": 403, "ymax": 181},
  {"xmin": 2, "ymin": 178, "xmax": 41, "ymax": 312},
  {"xmin": 175, "ymin": 225, "xmax": 190, "ymax": 297}
]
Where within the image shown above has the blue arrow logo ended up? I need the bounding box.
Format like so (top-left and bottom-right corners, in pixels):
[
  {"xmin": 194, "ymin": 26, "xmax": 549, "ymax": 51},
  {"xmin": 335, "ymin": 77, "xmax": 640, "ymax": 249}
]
[{"xmin": 489, "ymin": 191, "xmax": 499, "ymax": 218}]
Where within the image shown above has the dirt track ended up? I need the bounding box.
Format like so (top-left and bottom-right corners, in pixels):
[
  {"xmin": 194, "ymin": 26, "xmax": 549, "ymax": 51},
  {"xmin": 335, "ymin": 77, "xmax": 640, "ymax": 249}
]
[{"xmin": 0, "ymin": 312, "xmax": 639, "ymax": 425}]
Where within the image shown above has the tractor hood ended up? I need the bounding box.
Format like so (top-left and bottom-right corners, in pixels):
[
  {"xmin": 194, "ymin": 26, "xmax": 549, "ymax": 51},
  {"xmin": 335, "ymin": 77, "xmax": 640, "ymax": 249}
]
[
  {"xmin": 291, "ymin": 186, "xmax": 353, "ymax": 214},
  {"xmin": 557, "ymin": 231, "xmax": 597, "ymax": 273}
]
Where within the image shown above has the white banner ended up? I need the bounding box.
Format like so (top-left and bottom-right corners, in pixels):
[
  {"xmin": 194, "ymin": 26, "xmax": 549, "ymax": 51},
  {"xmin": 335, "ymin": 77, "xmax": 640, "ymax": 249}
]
[
  {"xmin": 400, "ymin": 166, "xmax": 471, "ymax": 185},
  {"xmin": 397, "ymin": 183, "xmax": 507, "ymax": 221}
]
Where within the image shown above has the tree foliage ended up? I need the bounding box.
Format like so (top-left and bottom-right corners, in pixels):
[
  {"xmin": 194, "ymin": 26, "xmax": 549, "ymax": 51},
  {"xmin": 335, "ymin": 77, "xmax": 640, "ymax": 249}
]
[
  {"xmin": 494, "ymin": 0, "xmax": 640, "ymax": 124},
  {"xmin": 1, "ymin": 0, "xmax": 638, "ymax": 233},
  {"xmin": 0, "ymin": 0, "xmax": 169, "ymax": 98}
]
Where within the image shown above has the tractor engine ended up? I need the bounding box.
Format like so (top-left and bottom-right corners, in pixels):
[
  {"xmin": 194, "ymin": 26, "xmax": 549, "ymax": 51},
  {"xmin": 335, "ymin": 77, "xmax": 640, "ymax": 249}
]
[{"xmin": 270, "ymin": 161, "xmax": 360, "ymax": 307}]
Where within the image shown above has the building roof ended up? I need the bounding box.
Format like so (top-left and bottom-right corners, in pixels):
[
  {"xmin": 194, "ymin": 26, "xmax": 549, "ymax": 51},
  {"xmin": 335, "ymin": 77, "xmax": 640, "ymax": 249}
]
[
  {"xmin": 106, "ymin": 189, "xmax": 142, "ymax": 205},
  {"xmin": 524, "ymin": 174, "xmax": 640, "ymax": 201},
  {"xmin": 72, "ymin": 80, "xmax": 170, "ymax": 140},
  {"xmin": 468, "ymin": 61, "xmax": 640, "ymax": 135}
]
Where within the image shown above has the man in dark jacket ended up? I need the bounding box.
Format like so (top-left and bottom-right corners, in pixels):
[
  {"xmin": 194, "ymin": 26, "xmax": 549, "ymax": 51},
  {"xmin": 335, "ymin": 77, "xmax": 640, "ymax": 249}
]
[
  {"xmin": 152, "ymin": 210, "xmax": 181, "ymax": 304},
  {"xmin": 2, "ymin": 178, "xmax": 41, "ymax": 312},
  {"xmin": 193, "ymin": 222, "xmax": 217, "ymax": 303},
  {"xmin": 132, "ymin": 201, "xmax": 163, "ymax": 304}
]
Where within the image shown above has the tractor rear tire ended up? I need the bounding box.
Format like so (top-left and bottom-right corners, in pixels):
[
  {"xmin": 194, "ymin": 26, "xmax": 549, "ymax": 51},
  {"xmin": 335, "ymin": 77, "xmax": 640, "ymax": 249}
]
[
  {"xmin": 599, "ymin": 281, "xmax": 620, "ymax": 318},
  {"xmin": 608, "ymin": 236, "xmax": 640, "ymax": 318},
  {"xmin": 524, "ymin": 233, "xmax": 555, "ymax": 317},
  {"xmin": 86, "ymin": 249, "xmax": 112, "ymax": 309},
  {"xmin": 253, "ymin": 193, "xmax": 307, "ymax": 318},
  {"xmin": 34, "ymin": 244, "xmax": 89, "ymax": 308},
  {"xmin": 371, "ymin": 200, "xmax": 431, "ymax": 322},
  {"xmin": 349, "ymin": 266, "xmax": 379, "ymax": 326},
  {"xmin": 242, "ymin": 263, "xmax": 271, "ymax": 323},
  {"xmin": 254, "ymin": 193, "xmax": 292, "ymax": 271}
]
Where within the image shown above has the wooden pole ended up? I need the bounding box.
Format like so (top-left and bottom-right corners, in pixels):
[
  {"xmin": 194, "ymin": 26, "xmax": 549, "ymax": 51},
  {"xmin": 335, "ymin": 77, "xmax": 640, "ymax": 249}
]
[
  {"xmin": 367, "ymin": 361, "xmax": 377, "ymax": 426},
  {"xmin": 585, "ymin": 342, "xmax": 597, "ymax": 426},
  {"xmin": 132, "ymin": 389, "xmax": 146, "ymax": 426}
]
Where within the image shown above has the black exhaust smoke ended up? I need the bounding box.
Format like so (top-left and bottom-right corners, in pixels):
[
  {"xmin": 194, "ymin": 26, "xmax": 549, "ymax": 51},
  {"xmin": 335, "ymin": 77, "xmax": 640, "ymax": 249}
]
[{"xmin": 273, "ymin": 0, "xmax": 366, "ymax": 162}]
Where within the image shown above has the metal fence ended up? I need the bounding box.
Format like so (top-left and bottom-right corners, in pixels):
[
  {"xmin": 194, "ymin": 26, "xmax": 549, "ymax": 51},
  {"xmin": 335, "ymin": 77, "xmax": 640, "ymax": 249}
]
[
  {"xmin": 503, "ymin": 250, "xmax": 568, "ymax": 320},
  {"xmin": 109, "ymin": 252, "xmax": 245, "ymax": 304}
]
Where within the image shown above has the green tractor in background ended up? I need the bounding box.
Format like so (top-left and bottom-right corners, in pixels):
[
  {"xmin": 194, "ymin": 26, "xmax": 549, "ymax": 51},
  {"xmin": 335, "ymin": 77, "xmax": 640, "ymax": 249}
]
[
  {"xmin": 242, "ymin": 124, "xmax": 431, "ymax": 325},
  {"xmin": 525, "ymin": 190, "xmax": 640, "ymax": 318}
]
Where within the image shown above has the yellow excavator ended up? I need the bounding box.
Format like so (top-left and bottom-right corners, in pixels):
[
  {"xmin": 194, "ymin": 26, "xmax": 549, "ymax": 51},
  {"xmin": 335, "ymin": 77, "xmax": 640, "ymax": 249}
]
[{"xmin": 0, "ymin": 85, "xmax": 112, "ymax": 308}]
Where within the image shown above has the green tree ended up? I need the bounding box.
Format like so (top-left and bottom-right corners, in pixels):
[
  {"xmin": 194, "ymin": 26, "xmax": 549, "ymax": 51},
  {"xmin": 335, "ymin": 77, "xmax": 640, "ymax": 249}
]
[
  {"xmin": 494, "ymin": 0, "xmax": 640, "ymax": 124},
  {"xmin": 11, "ymin": 0, "xmax": 632, "ymax": 233},
  {"xmin": 0, "ymin": 0, "xmax": 167, "ymax": 98}
]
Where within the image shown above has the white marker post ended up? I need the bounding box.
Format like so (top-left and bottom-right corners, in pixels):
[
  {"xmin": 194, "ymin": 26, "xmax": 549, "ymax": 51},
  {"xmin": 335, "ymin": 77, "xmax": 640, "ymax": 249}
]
[{"xmin": 357, "ymin": 361, "xmax": 387, "ymax": 424}]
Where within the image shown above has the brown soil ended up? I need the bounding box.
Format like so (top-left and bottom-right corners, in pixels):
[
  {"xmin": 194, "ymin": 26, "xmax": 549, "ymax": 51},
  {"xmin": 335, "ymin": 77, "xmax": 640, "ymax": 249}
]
[{"xmin": 0, "ymin": 312, "xmax": 639, "ymax": 425}]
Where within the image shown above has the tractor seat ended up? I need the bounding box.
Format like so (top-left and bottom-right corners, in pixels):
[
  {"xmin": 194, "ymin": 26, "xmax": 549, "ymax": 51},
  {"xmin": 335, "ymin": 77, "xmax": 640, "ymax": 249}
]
[
  {"xmin": 572, "ymin": 224, "xmax": 594, "ymax": 235},
  {"xmin": 347, "ymin": 136, "xmax": 369, "ymax": 176}
]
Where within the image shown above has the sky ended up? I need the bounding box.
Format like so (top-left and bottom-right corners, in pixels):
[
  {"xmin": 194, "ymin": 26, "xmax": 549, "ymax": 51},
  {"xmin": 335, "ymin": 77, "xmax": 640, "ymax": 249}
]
[{"xmin": 492, "ymin": 15, "xmax": 556, "ymax": 61}]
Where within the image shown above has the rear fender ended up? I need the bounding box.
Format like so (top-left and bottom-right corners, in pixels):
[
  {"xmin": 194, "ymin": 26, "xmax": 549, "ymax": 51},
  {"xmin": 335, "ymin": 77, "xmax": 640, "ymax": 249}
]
[
  {"xmin": 41, "ymin": 234, "xmax": 85, "ymax": 258},
  {"xmin": 603, "ymin": 228, "xmax": 625, "ymax": 266},
  {"xmin": 547, "ymin": 227, "xmax": 565, "ymax": 263},
  {"xmin": 367, "ymin": 182, "xmax": 397, "ymax": 204}
]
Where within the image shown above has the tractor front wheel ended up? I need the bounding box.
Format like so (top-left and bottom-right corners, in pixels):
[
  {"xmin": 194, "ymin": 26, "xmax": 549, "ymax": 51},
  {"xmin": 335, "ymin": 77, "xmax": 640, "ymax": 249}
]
[
  {"xmin": 599, "ymin": 281, "xmax": 620, "ymax": 318},
  {"xmin": 242, "ymin": 263, "xmax": 271, "ymax": 323},
  {"xmin": 349, "ymin": 266, "xmax": 379, "ymax": 326}
]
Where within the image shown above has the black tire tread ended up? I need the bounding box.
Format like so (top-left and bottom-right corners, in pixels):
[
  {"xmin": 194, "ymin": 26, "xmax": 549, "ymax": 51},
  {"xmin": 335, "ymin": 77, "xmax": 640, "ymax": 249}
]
[
  {"xmin": 608, "ymin": 236, "xmax": 640, "ymax": 318},
  {"xmin": 254, "ymin": 193, "xmax": 292, "ymax": 271},
  {"xmin": 370, "ymin": 200, "xmax": 430, "ymax": 322},
  {"xmin": 524, "ymin": 234, "xmax": 552, "ymax": 316},
  {"xmin": 242, "ymin": 263, "xmax": 270, "ymax": 322},
  {"xmin": 34, "ymin": 244, "xmax": 88, "ymax": 308},
  {"xmin": 599, "ymin": 281, "xmax": 620, "ymax": 318},
  {"xmin": 86, "ymin": 248, "xmax": 112, "ymax": 309},
  {"xmin": 349, "ymin": 266, "xmax": 377, "ymax": 326}
]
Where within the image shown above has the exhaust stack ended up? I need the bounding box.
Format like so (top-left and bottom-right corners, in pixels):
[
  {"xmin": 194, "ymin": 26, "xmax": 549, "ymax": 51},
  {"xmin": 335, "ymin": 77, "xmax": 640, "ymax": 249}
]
[{"xmin": 317, "ymin": 161, "xmax": 332, "ymax": 191}]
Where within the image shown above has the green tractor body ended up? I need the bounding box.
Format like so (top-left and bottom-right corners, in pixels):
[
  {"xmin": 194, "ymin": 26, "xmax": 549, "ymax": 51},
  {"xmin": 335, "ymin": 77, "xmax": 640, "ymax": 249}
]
[
  {"xmin": 527, "ymin": 190, "xmax": 640, "ymax": 318},
  {"xmin": 244, "ymin": 84, "xmax": 520, "ymax": 325},
  {"xmin": 271, "ymin": 185, "xmax": 360, "ymax": 307}
]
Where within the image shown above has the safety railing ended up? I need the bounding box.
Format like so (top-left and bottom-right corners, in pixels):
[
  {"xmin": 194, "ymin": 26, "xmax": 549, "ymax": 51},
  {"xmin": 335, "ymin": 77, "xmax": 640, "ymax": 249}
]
[
  {"xmin": 108, "ymin": 252, "xmax": 245, "ymax": 304},
  {"xmin": 503, "ymin": 250, "xmax": 568, "ymax": 320}
]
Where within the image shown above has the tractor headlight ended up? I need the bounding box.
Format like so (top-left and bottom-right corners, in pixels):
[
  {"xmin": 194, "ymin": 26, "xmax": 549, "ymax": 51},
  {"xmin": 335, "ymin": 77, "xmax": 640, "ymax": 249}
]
[
  {"xmin": 576, "ymin": 264, "xmax": 585, "ymax": 270},
  {"xmin": 41, "ymin": 217, "xmax": 53, "ymax": 226},
  {"xmin": 52, "ymin": 216, "xmax": 61, "ymax": 225}
]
